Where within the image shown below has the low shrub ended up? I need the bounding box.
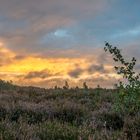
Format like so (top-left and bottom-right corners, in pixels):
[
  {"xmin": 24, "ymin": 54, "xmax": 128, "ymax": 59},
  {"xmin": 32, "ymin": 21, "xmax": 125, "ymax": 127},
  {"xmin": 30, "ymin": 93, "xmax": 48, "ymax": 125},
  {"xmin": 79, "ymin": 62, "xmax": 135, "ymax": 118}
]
[
  {"xmin": 37, "ymin": 120, "xmax": 78, "ymax": 140},
  {"xmin": 123, "ymin": 116, "xmax": 140, "ymax": 139},
  {"xmin": 8, "ymin": 108, "xmax": 48, "ymax": 124},
  {"xmin": 53, "ymin": 102, "xmax": 89, "ymax": 125},
  {"xmin": 95, "ymin": 112, "xmax": 124, "ymax": 130},
  {"xmin": 0, "ymin": 107, "xmax": 7, "ymax": 121},
  {"xmin": 0, "ymin": 121, "xmax": 15, "ymax": 140}
]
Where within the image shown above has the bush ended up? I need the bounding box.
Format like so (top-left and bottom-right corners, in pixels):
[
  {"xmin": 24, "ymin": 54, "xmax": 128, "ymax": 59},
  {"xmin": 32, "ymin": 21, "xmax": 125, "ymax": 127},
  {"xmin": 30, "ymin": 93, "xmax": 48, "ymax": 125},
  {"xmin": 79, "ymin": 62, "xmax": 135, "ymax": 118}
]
[
  {"xmin": 9, "ymin": 108, "xmax": 48, "ymax": 124},
  {"xmin": 104, "ymin": 42, "xmax": 140, "ymax": 115},
  {"xmin": 9, "ymin": 108, "xmax": 25, "ymax": 122},
  {"xmin": 0, "ymin": 107, "xmax": 7, "ymax": 121},
  {"xmin": 0, "ymin": 121, "xmax": 15, "ymax": 140},
  {"xmin": 123, "ymin": 116, "xmax": 140, "ymax": 139},
  {"xmin": 114, "ymin": 92, "xmax": 140, "ymax": 116},
  {"xmin": 53, "ymin": 102, "xmax": 89, "ymax": 125},
  {"xmin": 95, "ymin": 112, "xmax": 124, "ymax": 130},
  {"xmin": 37, "ymin": 120, "xmax": 78, "ymax": 140}
]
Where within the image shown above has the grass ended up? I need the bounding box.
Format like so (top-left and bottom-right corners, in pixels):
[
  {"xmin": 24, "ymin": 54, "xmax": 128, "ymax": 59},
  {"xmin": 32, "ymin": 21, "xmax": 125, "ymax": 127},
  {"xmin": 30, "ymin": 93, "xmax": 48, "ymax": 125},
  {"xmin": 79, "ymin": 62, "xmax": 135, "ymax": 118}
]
[{"xmin": 0, "ymin": 84, "xmax": 139, "ymax": 140}]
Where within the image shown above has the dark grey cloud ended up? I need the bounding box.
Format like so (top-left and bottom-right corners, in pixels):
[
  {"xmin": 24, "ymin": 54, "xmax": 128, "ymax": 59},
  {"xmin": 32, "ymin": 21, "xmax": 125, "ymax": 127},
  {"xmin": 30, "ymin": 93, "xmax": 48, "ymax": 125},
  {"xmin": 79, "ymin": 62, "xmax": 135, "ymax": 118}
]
[
  {"xmin": 0, "ymin": 0, "xmax": 110, "ymax": 56},
  {"xmin": 0, "ymin": 0, "xmax": 139, "ymax": 59},
  {"xmin": 24, "ymin": 69, "xmax": 53, "ymax": 79},
  {"xmin": 14, "ymin": 55, "xmax": 26, "ymax": 60},
  {"xmin": 0, "ymin": 0, "xmax": 109, "ymax": 19},
  {"xmin": 68, "ymin": 63, "xmax": 111, "ymax": 79},
  {"xmin": 68, "ymin": 68, "xmax": 84, "ymax": 78},
  {"xmin": 87, "ymin": 64, "xmax": 106, "ymax": 74}
]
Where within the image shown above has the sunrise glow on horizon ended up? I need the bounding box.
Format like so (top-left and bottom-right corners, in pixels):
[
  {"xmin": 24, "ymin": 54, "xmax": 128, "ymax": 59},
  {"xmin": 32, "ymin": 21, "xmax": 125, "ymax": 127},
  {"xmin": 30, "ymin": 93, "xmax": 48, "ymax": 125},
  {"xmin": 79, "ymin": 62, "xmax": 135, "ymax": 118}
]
[{"xmin": 0, "ymin": 0, "xmax": 140, "ymax": 88}]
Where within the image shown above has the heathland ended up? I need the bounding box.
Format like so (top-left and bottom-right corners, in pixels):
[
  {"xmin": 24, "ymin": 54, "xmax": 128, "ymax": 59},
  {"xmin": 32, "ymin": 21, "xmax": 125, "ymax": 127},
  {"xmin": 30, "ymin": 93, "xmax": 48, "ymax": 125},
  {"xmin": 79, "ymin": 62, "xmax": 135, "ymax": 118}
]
[{"xmin": 0, "ymin": 43, "xmax": 140, "ymax": 140}]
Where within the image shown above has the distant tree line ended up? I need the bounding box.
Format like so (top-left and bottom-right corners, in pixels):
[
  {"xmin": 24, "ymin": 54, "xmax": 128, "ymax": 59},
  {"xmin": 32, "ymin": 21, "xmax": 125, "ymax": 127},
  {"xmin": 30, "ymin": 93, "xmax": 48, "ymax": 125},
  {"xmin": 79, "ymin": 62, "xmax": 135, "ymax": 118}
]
[{"xmin": 54, "ymin": 80, "xmax": 103, "ymax": 90}]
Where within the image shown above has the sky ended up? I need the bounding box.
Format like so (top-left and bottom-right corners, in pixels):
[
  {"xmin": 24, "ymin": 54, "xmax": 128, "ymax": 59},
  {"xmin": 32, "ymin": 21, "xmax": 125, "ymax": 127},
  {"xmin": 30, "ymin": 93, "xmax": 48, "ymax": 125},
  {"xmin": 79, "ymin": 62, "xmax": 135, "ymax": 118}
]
[{"xmin": 0, "ymin": 0, "xmax": 140, "ymax": 88}]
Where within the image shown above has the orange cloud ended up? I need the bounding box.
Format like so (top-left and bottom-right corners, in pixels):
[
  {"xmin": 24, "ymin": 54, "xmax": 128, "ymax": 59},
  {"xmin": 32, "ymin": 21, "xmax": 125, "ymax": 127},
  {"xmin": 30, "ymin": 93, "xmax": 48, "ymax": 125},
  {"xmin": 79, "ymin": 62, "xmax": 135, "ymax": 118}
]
[{"xmin": 0, "ymin": 41, "xmax": 121, "ymax": 88}]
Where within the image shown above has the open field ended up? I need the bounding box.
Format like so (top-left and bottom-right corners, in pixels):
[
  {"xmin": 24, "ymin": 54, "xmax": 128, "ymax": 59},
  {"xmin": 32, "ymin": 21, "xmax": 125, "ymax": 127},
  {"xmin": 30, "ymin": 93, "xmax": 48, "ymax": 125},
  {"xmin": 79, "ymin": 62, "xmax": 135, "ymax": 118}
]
[{"xmin": 0, "ymin": 82, "xmax": 139, "ymax": 140}]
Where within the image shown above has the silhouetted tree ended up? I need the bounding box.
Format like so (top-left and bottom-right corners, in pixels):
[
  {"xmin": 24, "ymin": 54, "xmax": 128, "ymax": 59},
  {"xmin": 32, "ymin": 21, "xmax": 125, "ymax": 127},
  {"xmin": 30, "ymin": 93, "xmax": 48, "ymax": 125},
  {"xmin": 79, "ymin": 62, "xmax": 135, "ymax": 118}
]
[
  {"xmin": 97, "ymin": 84, "xmax": 101, "ymax": 89},
  {"xmin": 75, "ymin": 86, "xmax": 79, "ymax": 90},
  {"xmin": 54, "ymin": 85, "xmax": 58, "ymax": 90},
  {"xmin": 63, "ymin": 81, "xmax": 69, "ymax": 89},
  {"xmin": 83, "ymin": 82, "xmax": 88, "ymax": 90}
]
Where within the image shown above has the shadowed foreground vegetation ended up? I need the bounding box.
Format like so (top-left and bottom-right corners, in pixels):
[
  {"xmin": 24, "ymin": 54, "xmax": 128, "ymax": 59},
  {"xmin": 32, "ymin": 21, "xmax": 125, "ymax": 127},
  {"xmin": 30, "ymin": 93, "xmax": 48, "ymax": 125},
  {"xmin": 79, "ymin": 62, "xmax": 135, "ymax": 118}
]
[
  {"xmin": 0, "ymin": 44, "xmax": 140, "ymax": 140},
  {"xmin": 0, "ymin": 83, "xmax": 139, "ymax": 140}
]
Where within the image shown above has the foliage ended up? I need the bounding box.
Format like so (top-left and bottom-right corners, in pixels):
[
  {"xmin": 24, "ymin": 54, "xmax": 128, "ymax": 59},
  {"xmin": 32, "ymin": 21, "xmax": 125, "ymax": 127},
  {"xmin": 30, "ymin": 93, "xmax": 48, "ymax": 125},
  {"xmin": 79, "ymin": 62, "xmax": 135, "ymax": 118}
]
[
  {"xmin": 0, "ymin": 80, "xmax": 16, "ymax": 90},
  {"xmin": 37, "ymin": 121, "xmax": 79, "ymax": 140},
  {"xmin": 96, "ymin": 112, "xmax": 124, "ymax": 130},
  {"xmin": 123, "ymin": 115, "xmax": 140, "ymax": 139},
  {"xmin": 104, "ymin": 42, "xmax": 140, "ymax": 115},
  {"xmin": 0, "ymin": 86, "xmax": 139, "ymax": 139}
]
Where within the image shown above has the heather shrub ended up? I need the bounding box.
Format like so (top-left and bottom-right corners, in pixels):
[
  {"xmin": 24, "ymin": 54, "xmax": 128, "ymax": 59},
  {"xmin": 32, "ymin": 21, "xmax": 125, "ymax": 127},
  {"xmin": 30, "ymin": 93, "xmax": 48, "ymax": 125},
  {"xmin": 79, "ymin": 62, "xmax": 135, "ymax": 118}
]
[
  {"xmin": 25, "ymin": 110, "xmax": 44, "ymax": 124},
  {"xmin": 0, "ymin": 119, "xmax": 37, "ymax": 140},
  {"xmin": 9, "ymin": 108, "xmax": 25, "ymax": 122},
  {"xmin": 53, "ymin": 101, "xmax": 89, "ymax": 125},
  {"xmin": 78, "ymin": 122, "xmax": 95, "ymax": 139},
  {"xmin": 94, "ymin": 111, "xmax": 124, "ymax": 130},
  {"xmin": 0, "ymin": 121, "xmax": 15, "ymax": 140},
  {"xmin": 37, "ymin": 120, "xmax": 78, "ymax": 140},
  {"xmin": 123, "ymin": 116, "xmax": 140, "ymax": 139},
  {"xmin": 10, "ymin": 108, "xmax": 50, "ymax": 124},
  {"xmin": 0, "ymin": 107, "xmax": 7, "ymax": 121}
]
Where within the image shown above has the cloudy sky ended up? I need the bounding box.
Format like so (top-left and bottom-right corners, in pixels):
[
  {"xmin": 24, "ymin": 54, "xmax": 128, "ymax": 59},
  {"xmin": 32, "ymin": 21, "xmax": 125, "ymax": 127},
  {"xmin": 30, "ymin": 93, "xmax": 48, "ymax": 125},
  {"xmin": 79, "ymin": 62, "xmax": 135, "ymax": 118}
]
[{"xmin": 0, "ymin": 0, "xmax": 140, "ymax": 88}]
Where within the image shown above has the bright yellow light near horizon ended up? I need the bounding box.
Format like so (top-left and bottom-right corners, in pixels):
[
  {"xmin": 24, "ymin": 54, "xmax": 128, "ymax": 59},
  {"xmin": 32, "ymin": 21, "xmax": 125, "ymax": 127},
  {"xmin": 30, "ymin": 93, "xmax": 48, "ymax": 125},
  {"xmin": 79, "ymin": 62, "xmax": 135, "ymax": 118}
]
[
  {"xmin": 0, "ymin": 56, "xmax": 88, "ymax": 75},
  {"xmin": 0, "ymin": 41, "xmax": 120, "ymax": 88},
  {"xmin": 0, "ymin": 42, "xmax": 90, "ymax": 82}
]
